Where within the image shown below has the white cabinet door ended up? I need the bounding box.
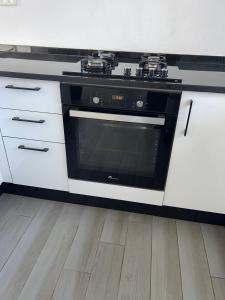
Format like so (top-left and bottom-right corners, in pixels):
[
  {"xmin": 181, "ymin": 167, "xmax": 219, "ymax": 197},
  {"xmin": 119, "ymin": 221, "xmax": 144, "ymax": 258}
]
[
  {"xmin": 4, "ymin": 137, "xmax": 68, "ymax": 191},
  {"xmin": 164, "ymin": 92, "xmax": 225, "ymax": 214},
  {"xmin": 0, "ymin": 130, "xmax": 12, "ymax": 183}
]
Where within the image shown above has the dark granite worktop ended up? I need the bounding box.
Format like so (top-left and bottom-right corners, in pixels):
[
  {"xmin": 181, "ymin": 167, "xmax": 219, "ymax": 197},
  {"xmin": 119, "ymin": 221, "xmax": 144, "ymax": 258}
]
[{"xmin": 0, "ymin": 45, "xmax": 225, "ymax": 93}]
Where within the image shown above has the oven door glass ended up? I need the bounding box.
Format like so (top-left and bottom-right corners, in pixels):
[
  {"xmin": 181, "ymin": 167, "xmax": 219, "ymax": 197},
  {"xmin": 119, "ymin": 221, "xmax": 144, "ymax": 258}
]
[{"xmin": 64, "ymin": 109, "xmax": 175, "ymax": 190}]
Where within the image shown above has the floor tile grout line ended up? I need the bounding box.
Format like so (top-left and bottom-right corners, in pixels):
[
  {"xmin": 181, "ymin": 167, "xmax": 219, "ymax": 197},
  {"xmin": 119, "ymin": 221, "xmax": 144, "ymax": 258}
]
[
  {"xmin": 86, "ymin": 208, "xmax": 107, "ymax": 275},
  {"xmin": 0, "ymin": 216, "xmax": 33, "ymax": 274},
  {"xmin": 49, "ymin": 205, "xmax": 85, "ymax": 300},
  {"xmin": 98, "ymin": 240, "xmax": 126, "ymax": 247},
  {"xmin": 13, "ymin": 202, "xmax": 64, "ymax": 300},
  {"xmin": 82, "ymin": 272, "xmax": 91, "ymax": 300},
  {"xmin": 81, "ymin": 209, "xmax": 110, "ymax": 300},
  {"xmin": 50, "ymin": 205, "xmax": 104, "ymax": 300},
  {"xmin": 113, "ymin": 244, "xmax": 125, "ymax": 300},
  {"xmin": 149, "ymin": 216, "xmax": 153, "ymax": 300},
  {"xmin": 175, "ymin": 220, "xmax": 184, "ymax": 300},
  {"xmin": 211, "ymin": 276, "xmax": 225, "ymax": 280},
  {"xmin": 200, "ymin": 223, "xmax": 216, "ymax": 300},
  {"xmin": 63, "ymin": 267, "xmax": 91, "ymax": 275},
  {"xmin": 116, "ymin": 231, "xmax": 126, "ymax": 300}
]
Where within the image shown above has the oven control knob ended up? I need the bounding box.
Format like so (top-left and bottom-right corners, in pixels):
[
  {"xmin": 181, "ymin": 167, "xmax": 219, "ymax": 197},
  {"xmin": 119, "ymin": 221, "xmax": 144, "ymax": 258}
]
[
  {"xmin": 136, "ymin": 100, "xmax": 144, "ymax": 108},
  {"xmin": 92, "ymin": 96, "xmax": 100, "ymax": 104}
]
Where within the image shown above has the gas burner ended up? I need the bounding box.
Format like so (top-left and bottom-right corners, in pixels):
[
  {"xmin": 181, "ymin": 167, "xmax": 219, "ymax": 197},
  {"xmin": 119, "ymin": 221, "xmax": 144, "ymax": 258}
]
[
  {"xmin": 138, "ymin": 55, "xmax": 168, "ymax": 78},
  {"xmin": 93, "ymin": 51, "xmax": 118, "ymax": 67},
  {"xmin": 81, "ymin": 51, "xmax": 118, "ymax": 74}
]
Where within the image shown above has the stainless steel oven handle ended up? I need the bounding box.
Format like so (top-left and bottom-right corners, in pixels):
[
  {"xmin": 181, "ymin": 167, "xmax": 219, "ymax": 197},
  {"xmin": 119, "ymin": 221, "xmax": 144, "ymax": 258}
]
[{"xmin": 69, "ymin": 110, "xmax": 165, "ymax": 126}]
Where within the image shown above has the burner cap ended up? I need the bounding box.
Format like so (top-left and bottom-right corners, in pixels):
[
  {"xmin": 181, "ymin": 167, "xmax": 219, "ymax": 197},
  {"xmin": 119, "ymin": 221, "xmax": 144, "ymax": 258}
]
[
  {"xmin": 81, "ymin": 51, "xmax": 118, "ymax": 74},
  {"xmin": 138, "ymin": 54, "xmax": 168, "ymax": 78}
]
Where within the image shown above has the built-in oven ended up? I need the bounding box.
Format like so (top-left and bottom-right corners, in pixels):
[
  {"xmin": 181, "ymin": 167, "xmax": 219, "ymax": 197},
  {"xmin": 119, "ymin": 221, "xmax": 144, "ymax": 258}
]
[{"xmin": 61, "ymin": 84, "xmax": 181, "ymax": 191}]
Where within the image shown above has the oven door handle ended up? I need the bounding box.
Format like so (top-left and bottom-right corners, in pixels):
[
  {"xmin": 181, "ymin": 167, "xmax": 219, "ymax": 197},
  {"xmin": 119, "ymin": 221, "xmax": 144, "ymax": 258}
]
[{"xmin": 69, "ymin": 110, "xmax": 165, "ymax": 126}]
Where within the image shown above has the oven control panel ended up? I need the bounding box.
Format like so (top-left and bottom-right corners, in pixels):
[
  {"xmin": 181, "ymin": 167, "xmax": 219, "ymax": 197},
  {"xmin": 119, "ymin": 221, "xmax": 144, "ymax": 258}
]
[
  {"xmin": 61, "ymin": 84, "xmax": 181, "ymax": 115},
  {"xmin": 81, "ymin": 86, "xmax": 148, "ymax": 111}
]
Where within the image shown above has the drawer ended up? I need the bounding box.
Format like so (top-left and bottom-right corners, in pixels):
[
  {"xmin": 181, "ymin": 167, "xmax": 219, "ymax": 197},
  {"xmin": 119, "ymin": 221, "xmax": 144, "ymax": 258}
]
[
  {"xmin": 0, "ymin": 108, "xmax": 65, "ymax": 143},
  {"xmin": 0, "ymin": 77, "xmax": 62, "ymax": 113},
  {"xmin": 4, "ymin": 137, "xmax": 68, "ymax": 191}
]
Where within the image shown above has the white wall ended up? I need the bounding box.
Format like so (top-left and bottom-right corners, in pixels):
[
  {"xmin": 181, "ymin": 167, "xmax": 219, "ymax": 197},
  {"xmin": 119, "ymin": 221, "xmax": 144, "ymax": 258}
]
[{"xmin": 0, "ymin": 0, "xmax": 225, "ymax": 56}]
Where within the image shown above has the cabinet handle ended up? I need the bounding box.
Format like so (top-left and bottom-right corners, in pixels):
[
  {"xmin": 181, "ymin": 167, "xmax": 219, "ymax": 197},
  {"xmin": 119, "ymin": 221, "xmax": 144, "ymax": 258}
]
[
  {"xmin": 5, "ymin": 85, "xmax": 41, "ymax": 91},
  {"xmin": 18, "ymin": 145, "xmax": 49, "ymax": 152},
  {"xmin": 184, "ymin": 100, "xmax": 193, "ymax": 136},
  {"xmin": 12, "ymin": 117, "xmax": 45, "ymax": 124}
]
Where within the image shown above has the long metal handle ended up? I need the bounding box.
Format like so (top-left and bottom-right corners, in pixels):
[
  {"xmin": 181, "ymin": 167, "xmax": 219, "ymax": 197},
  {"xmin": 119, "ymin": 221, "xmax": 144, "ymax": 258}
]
[
  {"xmin": 5, "ymin": 85, "xmax": 41, "ymax": 91},
  {"xmin": 69, "ymin": 110, "xmax": 165, "ymax": 125},
  {"xmin": 12, "ymin": 117, "xmax": 45, "ymax": 124},
  {"xmin": 184, "ymin": 100, "xmax": 193, "ymax": 136},
  {"xmin": 18, "ymin": 145, "xmax": 49, "ymax": 152}
]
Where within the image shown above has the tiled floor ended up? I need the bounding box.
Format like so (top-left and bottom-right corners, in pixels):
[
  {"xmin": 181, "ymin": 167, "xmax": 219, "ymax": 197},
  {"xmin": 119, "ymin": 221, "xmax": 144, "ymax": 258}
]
[{"xmin": 0, "ymin": 193, "xmax": 224, "ymax": 300}]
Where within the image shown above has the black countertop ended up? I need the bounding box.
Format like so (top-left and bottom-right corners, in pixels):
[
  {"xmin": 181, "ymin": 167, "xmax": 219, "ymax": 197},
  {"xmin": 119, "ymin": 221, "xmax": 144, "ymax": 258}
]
[{"xmin": 0, "ymin": 46, "xmax": 225, "ymax": 93}]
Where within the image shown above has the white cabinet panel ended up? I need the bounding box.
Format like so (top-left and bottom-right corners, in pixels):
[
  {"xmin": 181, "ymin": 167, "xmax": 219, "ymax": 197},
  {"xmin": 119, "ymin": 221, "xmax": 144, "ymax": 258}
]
[
  {"xmin": 0, "ymin": 77, "xmax": 62, "ymax": 114},
  {"xmin": 4, "ymin": 137, "xmax": 68, "ymax": 191},
  {"xmin": 0, "ymin": 130, "xmax": 12, "ymax": 183},
  {"xmin": 164, "ymin": 92, "xmax": 225, "ymax": 214},
  {"xmin": 0, "ymin": 108, "xmax": 65, "ymax": 143}
]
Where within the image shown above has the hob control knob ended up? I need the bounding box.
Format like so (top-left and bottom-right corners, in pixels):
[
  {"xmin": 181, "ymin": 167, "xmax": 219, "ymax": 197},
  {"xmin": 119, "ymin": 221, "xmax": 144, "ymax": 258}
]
[
  {"xmin": 124, "ymin": 67, "xmax": 131, "ymax": 77},
  {"xmin": 93, "ymin": 96, "xmax": 100, "ymax": 104},
  {"xmin": 136, "ymin": 67, "xmax": 143, "ymax": 77},
  {"xmin": 136, "ymin": 100, "xmax": 144, "ymax": 108}
]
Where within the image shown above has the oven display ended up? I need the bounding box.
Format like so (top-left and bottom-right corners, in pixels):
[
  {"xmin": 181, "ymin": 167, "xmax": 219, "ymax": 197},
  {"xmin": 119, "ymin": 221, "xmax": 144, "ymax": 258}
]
[{"xmin": 112, "ymin": 95, "xmax": 124, "ymax": 101}]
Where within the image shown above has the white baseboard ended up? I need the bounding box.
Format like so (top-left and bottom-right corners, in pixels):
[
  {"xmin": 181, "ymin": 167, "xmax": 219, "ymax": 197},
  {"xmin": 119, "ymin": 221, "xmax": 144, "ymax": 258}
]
[{"xmin": 68, "ymin": 179, "xmax": 164, "ymax": 206}]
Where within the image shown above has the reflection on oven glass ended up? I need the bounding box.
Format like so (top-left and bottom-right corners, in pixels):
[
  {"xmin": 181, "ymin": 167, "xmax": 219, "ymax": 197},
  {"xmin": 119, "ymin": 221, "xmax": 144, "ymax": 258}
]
[{"xmin": 77, "ymin": 119, "xmax": 160, "ymax": 178}]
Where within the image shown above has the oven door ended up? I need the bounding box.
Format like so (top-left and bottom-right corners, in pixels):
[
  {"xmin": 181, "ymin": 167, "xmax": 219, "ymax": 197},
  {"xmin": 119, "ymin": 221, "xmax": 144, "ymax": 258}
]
[{"xmin": 64, "ymin": 108, "xmax": 176, "ymax": 190}]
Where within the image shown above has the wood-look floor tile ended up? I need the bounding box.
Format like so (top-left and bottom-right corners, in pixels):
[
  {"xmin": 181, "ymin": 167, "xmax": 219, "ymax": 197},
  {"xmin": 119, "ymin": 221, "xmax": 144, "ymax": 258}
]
[
  {"xmin": 14, "ymin": 195, "xmax": 44, "ymax": 218},
  {"xmin": 52, "ymin": 270, "xmax": 90, "ymax": 300},
  {"xmin": 0, "ymin": 194, "xmax": 22, "ymax": 230},
  {"xmin": 212, "ymin": 277, "xmax": 225, "ymax": 300},
  {"xmin": 151, "ymin": 217, "xmax": 182, "ymax": 300},
  {"xmin": 128, "ymin": 212, "xmax": 152, "ymax": 223},
  {"xmin": 1, "ymin": 194, "xmax": 43, "ymax": 219},
  {"xmin": 85, "ymin": 242, "xmax": 124, "ymax": 300},
  {"xmin": 0, "ymin": 200, "xmax": 62, "ymax": 300},
  {"xmin": 0, "ymin": 215, "xmax": 31, "ymax": 271},
  {"xmin": 17, "ymin": 203, "xmax": 83, "ymax": 300},
  {"xmin": 100, "ymin": 210, "xmax": 128, "ymax": 245},
  {"xmin": 177, "ymin": 220, "xmax": 214, "ymax": 300},
  {"xmin": 65, "ymin": 207, "xmax": 105, "ymax": 273},
  {"xmin": 118, "ymin": 221, "xmax": 152, "ymax": 300},
  {"xmin": 201, "ymin": 223, "xmax": 225, "ymax": 278}
]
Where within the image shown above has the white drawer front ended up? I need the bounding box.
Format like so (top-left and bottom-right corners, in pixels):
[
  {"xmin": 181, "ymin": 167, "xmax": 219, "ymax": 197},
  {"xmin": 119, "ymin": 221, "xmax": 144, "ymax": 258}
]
[
  {"xmin": 4, "ymin": 137, "xmax": 68, "ymax": 191},
  {"xmin": 0, "ymin": 108, "xmax": 65, "ymax": 143},
  {"xmin": 0, "ymin": 77, "xmax": 62, "ymax": 113}
]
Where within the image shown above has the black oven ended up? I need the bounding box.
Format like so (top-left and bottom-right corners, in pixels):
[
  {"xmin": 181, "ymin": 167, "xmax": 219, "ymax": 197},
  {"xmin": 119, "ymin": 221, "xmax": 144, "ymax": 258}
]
[{"xmin": 61, "ymin": 84, "xmax": 181, "ymax": 191}]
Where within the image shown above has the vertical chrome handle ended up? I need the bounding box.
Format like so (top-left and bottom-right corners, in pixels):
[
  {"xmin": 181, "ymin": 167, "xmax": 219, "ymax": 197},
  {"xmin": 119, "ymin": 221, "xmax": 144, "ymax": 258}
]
[{"xmin": 184, "ymin": 100, "xmax": 193, "ymax": 136}]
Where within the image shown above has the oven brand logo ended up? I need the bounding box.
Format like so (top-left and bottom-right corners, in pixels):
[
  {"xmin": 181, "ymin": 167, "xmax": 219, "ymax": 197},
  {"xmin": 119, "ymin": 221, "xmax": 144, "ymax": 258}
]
[{"xmin": 108, "ymin": 175, "xmax": 119, "ymax": 180}]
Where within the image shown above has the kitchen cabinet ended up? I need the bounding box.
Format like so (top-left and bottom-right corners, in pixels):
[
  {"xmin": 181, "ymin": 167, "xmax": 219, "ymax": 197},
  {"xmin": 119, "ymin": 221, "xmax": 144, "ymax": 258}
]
[
  {"xmin": 0, "ymin": 129, "xmax": 12, "ymax": 183},
  {"xmin": 164, "ymin": 91, "xmax": 225, "ymax": 214},
  {"xmin": 0, "ymin": 76, "xmax": 68, "ymax": 191}
]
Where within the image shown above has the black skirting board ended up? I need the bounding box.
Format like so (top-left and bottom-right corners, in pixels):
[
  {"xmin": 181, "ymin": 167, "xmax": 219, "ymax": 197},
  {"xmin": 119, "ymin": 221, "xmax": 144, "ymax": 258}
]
[{"xmin": 0, "ymin": 182, "xmax": 224, "ymax": 226}]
